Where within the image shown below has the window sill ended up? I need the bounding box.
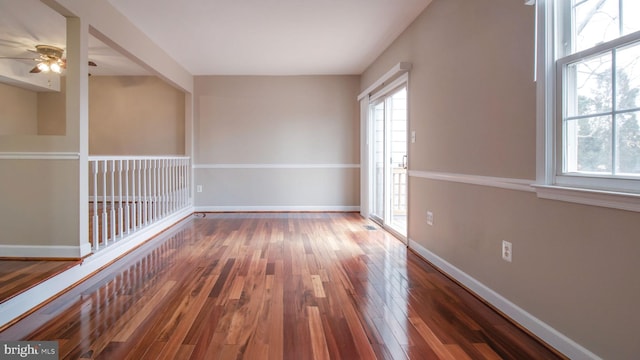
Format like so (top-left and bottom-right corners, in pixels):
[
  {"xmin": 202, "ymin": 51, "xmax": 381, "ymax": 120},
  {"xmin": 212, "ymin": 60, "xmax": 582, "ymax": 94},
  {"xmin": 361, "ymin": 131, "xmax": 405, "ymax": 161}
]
[{"xmin": 532, "ymin": 184, "xmax": 640, "ymax": 213}]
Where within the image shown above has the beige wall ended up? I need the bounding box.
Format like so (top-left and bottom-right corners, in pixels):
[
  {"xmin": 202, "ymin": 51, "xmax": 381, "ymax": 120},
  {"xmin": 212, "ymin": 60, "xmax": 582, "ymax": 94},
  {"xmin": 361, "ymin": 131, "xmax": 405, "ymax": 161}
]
[
  {"xmin": 89, "ymin": 76, "xmax": 185, "ymax": 155},
  {"xmin": 0, "ymin": 75, "xmax": 185, "ymax": 150},
  {"xmin": 361, "ymin": 0, "xmax": 639, "ymax": 358},
  {"xmin": 0, "ymin": 81, "xmax": 67, "ymax": 136},
  {"xmin": 0, "ymin": 83, "xmax": 38, "ymax": 135},
  {"xmin": 0, "ymin": 160, "xmax": 79, "ymax": 248},
  {"xmin": 194, "ymin": 75, "xmax": 360, "ymax": 209},
  {"xmin": 38, "ymin": 81, "xmax": 66, "ymax": 136}
]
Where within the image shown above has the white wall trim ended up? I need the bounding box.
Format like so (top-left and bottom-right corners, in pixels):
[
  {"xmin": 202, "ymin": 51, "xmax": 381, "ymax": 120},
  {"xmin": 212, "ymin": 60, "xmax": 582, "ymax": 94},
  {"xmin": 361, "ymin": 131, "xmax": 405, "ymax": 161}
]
[
  {"xmin": 0, "ymin": 207, "xmax": 193, "ymax": 328},
  {"xmin": 0, "ymin": 152, "xmax": 81, "ymax": 160},
  {"xmin": 533, "ymin": 184, "xmax": 640, "ymax": 213},
  {"xmin": 408, "ymin": 239, "xmax": 601, "ymax": 360},
  {"xmin": 0, "ymin": 244, "xmax": 86, "ymax": 258},
  {"xmin": 409, "ymin": 170, "xmax": 535, "ymax": 192},
  {"xmin": 409, "ymin": 170, "xmax": 640, "ymax": 212},
  {"xmin": 195, "ymin": 205, "xmax": 360, "ymax": 212},
  {"xmin": 194, "ymin": 163, "xmax": 360, "ymax": 169}
]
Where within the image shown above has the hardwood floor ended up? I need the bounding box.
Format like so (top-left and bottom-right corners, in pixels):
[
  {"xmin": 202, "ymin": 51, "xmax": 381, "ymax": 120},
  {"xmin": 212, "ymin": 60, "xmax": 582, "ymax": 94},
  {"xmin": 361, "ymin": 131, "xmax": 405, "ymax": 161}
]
[
  {"xmin": 0, "ymin": 259, "xmax": 79, "ymax": 304},
  {"xmin": 0, "ymin": 213, "xmax": 565, "ymax": 359}
]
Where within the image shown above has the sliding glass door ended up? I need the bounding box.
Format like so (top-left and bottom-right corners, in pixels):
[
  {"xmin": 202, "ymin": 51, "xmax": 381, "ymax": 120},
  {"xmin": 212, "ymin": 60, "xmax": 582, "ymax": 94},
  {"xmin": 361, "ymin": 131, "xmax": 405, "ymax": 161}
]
[{"xmin": 370, "ymin": 85, "xmax": 407, "ymax": 238}]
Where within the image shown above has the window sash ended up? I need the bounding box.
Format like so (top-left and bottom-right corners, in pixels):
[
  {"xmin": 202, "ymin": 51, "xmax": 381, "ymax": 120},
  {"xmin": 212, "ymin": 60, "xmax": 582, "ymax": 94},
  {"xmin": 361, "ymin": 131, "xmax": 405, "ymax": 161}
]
[
  {"xmin": 554, "ymin": 24, "xmax": 640, "ymax": 191},
  {"xmin": 536, "ymin": 0, "xmax": 640, "ymax": 210}
]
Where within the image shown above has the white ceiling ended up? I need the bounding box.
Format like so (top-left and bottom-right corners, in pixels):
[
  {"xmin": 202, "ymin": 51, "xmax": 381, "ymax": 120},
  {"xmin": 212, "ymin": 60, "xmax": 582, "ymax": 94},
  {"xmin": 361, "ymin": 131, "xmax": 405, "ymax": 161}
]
[
  {"xmin": 107, "ymin": 0, "xmax": 432, "ymax": 75},
  {"xmin": 0, "ymin": 0, "xmax": 431, "ymax": 79}
]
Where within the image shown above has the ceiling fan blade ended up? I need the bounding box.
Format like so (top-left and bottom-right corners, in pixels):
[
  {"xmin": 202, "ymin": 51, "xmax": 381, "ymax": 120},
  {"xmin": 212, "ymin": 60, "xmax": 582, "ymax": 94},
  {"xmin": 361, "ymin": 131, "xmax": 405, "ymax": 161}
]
[
  {"xmin": 29, "ymin": 66, "xmax": 41, "ymax": 73},
  {"xmin": 0, "ymin": 56, "xmax": 38, "ymax": 61},
  {"xmin": 59, "ymin": 60, "xmax": 97, "ymax": 68}
]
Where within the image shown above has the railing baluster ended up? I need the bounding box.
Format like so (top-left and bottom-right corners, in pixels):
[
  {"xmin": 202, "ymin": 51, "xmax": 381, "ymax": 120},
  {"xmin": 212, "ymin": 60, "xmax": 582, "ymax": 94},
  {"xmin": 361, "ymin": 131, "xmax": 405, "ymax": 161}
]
[
  {"xmin": 149, "ymin": 159, "xmax": 153, "ymax": 223},
  {"xmin": 88, "ymin": 156, "xmax": 191, "ymax": 254},
  {"xmin": 124, "ymin": 160, "xmax": 130, "ymax": 235},
  {"xmin": 150, "ymin": 159, "xmax": 155, "ymax": 223},
  {"xmin": 182, "ymin": 158, "xmax": 186, "ymax": 208},
  {"xmin": 101, "ymin": 161, "xmax": 108, "ymax": 247},
  {"xmin": 185, "ymin": 158, "xmax": 190, "ymax": 208},
  {"xmin": 181, "ymin": 159, "xmax": 185, "ymax": 207},
  {"xmin": 168, "ymin": 158, "xmax": 172, "ymax": 212},
  {"xmin": 142, "ymin": 159, "xmax": 147, "ymax": 226},
  {"xmin": 132, "ymin": 160, "xmax": 137, "ymax": 232},
  {"xmin": 92, "ymin": 161, "xmax": 99, "ymax": 250},
  {"xmin": 180, "ymin": 160, "xmax": 189, "ymax": 207},
  {"xmin": 118, "ymin": 160, "xmax": 123, "ymax": 239},
  {"xmin": 110, "ymin": 160, "xmax": 116, "ymax": 242},
  {"xmin": 154, "ymin": 159, "xmax": 158, "ymax": 221},
  {"xmin": 137, "ymin": 159, "xmax": 142, "ymax": 229},
  {"xmin": 154, "ymin": 159, "xmax": 159, "ymax": 222},
  {"xmin": 157, "ymin": 159, "xmax": 161, "ymax": 221},
  {"xmin": 159, "ymin": 159, "xmax": 163, "ymax": 218},
  {"xmin": 171, "ymin": 158, "xmax": 175, "ymax": 211},
  {"xmin": 160, "ymin": 159, "xmax": 169, "ymax": 216},
  {"xmin": 149, "ymin": 159, "xmax": 158, "ymax": 222},
  {"xmin": 174, "ymin": 159, "xmax": 179, "ymax": 210}
]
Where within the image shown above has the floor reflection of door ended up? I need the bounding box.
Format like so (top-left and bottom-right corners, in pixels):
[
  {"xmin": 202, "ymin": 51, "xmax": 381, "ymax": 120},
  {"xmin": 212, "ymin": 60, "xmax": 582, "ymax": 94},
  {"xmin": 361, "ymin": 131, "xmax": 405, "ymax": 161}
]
[{"xmin": 370, "ymin": 85, "xmax": 407, "ymax": 238}]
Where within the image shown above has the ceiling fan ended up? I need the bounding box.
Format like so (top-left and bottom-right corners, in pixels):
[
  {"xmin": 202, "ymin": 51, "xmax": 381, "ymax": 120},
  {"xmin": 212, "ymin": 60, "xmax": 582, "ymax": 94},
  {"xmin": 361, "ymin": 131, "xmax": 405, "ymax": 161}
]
[{"xmin": 0, "ymin": 44, "xmax": 97, "ymax": 74}]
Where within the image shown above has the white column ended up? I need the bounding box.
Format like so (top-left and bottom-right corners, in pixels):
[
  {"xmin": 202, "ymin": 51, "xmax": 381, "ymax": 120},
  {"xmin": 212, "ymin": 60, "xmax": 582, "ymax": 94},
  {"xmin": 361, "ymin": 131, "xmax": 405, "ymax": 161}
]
[{"xmin": 66, "ymin": 16, "xmax": 91, "ymax": 256}]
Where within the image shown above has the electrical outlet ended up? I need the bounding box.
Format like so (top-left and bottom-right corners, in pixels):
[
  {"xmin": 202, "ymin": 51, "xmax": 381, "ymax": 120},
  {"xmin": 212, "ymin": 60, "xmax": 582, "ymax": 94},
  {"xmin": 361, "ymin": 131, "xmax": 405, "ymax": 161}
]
[
  {"xmin": 196, "ymin": 185, "xmax": 203, "ymax": 193},
  {"xmin": 426, "ymin": 211, "xmax": 434, "ymax": 226},
  {"xmin": 502, "ymin": 240, "xmax": 512, "ymax": 262}
]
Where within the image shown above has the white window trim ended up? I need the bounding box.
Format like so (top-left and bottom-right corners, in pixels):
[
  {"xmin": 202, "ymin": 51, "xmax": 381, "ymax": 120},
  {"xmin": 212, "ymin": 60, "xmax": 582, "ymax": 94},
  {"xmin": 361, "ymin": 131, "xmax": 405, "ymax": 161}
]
[{"xmin": 535, "ymin": 0, "xmax": 640, "ymax": 212}]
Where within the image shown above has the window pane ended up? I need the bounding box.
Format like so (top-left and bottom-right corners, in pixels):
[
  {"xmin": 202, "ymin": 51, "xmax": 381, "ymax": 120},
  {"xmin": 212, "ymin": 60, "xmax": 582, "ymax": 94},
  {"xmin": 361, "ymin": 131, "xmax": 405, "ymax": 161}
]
[
  {"xmin": 566, "ymin": 53, "xmax": 612, "ymax": 117},
  {"xmin": 616, "ymin": 112, "xmax": 640, "ymax": 175},
  {"xmin": 566, "ymin": 116, "xmax": 612, "ymax": 173},
  {"xmin": 574, "ymin": 0, "xmax": 619, "ymax": 53},
  {"xmin": 616, "ymin": 42, "xmax": 640, "ymax": 111},
  {"xmin": 622, "ymin": 0, "xmax": 640, "ymax": 36}
]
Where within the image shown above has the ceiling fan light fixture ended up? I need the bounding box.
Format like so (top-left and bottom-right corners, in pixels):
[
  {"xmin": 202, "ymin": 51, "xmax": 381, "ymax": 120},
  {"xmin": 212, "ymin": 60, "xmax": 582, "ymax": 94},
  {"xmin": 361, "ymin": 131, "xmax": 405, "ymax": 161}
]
[
  {"xmin": 50, "ymin": 61, "xmax": 61, "ymax": 73},
  {"xmin": 37, "ymin": 62, "xmax": 50, "ymax": 72},
  {"xmin": 35, "ymin": 45, "xmax": 64, "ymax": 59}
]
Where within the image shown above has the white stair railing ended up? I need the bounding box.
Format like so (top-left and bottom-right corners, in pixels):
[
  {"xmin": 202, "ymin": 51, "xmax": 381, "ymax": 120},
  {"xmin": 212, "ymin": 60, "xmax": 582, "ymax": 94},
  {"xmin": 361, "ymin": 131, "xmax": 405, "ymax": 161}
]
[{"xmin": 89, "ymin": 156, "xmax": 191, "ymax": 252}]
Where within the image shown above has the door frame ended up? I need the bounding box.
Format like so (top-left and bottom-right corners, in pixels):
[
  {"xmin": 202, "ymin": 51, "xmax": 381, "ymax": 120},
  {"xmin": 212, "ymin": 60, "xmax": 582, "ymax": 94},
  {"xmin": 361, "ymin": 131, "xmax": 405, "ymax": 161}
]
[{"xmin": 361, "ymin": 71, "xmax": 409, "ymax": 242}]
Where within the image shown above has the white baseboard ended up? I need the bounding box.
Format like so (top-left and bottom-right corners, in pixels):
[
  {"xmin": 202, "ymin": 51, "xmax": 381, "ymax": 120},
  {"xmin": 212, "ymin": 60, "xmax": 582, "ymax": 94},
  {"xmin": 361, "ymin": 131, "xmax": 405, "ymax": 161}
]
[
  {"xmin": 194, "ymin": 205, "xmax": 360, "ymax": 212},
  {"xmin": 0, "ymin": 244, "xmax": 87, "ymax": 258},
  {"xmin": 408, "ymin": 239, "xmax": 601, "ymax": 360},
  {"xmin": 0, "ymin": 207, "xmax": 193, "ymax": 329}
]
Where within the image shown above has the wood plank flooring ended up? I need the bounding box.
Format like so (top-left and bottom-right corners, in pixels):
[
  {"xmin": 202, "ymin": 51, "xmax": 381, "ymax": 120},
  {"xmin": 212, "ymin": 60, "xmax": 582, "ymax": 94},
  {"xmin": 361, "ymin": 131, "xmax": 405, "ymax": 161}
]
[
  {"xmin": 0, "ymin": 213, "xmax": 565, "ymax": 359},
  {"xmin": 0, "ymin": 259, "xmax": 79, "ymax": 304}
]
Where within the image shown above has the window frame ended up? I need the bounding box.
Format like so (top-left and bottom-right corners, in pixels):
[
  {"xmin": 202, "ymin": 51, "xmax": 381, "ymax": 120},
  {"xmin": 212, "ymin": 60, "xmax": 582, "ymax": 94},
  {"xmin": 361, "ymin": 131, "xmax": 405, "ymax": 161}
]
[{"xmin": 535, "ymin": 0, "xmax": 640, "ymax": 211}]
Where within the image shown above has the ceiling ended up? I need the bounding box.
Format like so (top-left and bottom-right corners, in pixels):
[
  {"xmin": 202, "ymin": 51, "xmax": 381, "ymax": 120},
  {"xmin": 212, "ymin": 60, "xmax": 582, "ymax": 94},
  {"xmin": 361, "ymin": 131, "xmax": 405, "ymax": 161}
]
[
  {"xmin": 0, "ymin": 0, "xmax": 431, "ymax": 79},
  {"xmin": 107, "ymin": 0, "xmax": 431, "ymax": 75},
  {"xmin": 0, "ymin": 0, "xmax": 150, "ymax": 81}
]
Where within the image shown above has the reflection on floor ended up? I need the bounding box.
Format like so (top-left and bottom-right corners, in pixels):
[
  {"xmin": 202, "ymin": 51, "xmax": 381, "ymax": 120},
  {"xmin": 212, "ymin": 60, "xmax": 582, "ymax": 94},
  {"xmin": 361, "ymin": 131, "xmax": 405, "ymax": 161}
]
[{"xmin": 0, "ymin": 213, "xmax": 564, "ymax": 359}]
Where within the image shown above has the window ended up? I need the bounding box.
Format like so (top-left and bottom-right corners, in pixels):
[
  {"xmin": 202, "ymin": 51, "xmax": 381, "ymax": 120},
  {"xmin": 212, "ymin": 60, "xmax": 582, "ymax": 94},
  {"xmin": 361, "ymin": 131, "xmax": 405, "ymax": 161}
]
[{"xmin": 537, "ymin": 0, "xmax": 640, "ymax": 204}]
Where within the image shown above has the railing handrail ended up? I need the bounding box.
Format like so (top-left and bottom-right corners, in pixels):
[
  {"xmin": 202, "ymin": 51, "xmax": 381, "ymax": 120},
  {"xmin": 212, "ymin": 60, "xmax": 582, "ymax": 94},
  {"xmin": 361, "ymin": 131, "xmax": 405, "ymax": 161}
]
[{"xmin": 89, "ymin": 155, "xmax": 190, "ymax": 161}]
